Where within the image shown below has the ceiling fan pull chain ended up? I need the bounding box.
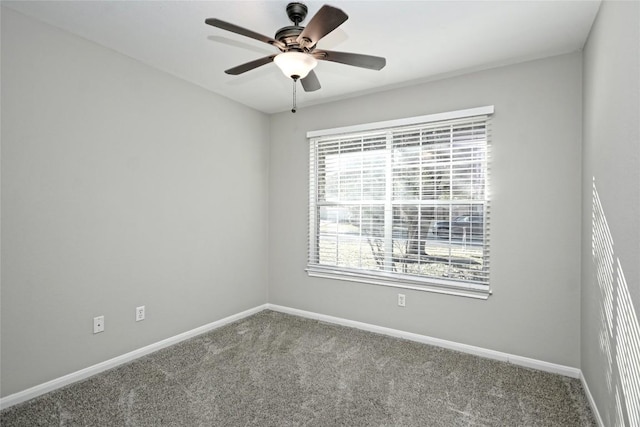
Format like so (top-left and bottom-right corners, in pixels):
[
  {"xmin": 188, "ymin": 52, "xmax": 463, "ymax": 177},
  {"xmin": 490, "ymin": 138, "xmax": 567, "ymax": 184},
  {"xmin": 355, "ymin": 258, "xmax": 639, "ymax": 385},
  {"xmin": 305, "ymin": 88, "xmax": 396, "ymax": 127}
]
[{"xmin": 292, "ymin": 78, "xmax": 297, "ymax": 113}]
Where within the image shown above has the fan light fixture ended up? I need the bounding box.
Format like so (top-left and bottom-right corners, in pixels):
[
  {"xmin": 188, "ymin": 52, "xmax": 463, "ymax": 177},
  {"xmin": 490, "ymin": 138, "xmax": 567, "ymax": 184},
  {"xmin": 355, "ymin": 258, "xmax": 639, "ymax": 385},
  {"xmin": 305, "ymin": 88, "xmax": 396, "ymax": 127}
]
[
  {"xmin": 206, "ymin": 2, "xmax": 386, "ymax": 113},
  {"xmin": 274, "ymin": 52, "xmax": 318, "ymax": 80}
]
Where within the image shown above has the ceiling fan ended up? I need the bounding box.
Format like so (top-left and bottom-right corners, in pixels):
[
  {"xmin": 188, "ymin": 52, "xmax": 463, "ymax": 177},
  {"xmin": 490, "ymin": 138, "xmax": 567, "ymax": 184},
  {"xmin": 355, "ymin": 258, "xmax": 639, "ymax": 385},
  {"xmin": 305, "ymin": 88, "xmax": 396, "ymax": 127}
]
[{"xmin": 205, "ymin": 2, "xmax": 386, "ymax": 95}]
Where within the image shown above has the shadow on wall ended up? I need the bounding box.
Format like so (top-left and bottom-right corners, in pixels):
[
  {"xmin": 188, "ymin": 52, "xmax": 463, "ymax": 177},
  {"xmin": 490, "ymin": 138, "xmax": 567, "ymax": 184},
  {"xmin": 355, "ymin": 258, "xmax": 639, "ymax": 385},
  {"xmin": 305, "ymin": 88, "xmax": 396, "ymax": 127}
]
[{"xmin": 592, "ymin": 178, "xmax": 640, "ymax": 425}]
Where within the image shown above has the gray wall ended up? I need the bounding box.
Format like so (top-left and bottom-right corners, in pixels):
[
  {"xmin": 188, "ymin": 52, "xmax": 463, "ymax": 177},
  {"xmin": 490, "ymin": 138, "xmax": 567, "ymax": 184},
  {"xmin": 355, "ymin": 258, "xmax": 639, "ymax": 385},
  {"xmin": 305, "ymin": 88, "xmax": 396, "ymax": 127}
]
[
  {"xmin": 269, "ymin": 53, "xmax": 583, "ymax": 368},
  {"xmin": 581, "ymin": 0, "xmax": 640, "ymax": 424},
  {"xmin": 1, "ymin": 8, "xmax": 269, "ymax": 397}
]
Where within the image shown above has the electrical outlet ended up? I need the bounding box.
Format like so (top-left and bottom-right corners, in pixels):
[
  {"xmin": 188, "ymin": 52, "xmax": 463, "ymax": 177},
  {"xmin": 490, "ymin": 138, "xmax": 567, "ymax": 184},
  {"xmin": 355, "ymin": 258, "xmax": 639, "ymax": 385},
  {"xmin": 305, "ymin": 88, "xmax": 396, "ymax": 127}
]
[
  {"xmin": 93, "ymin": 315, "xmax": 105, "ymax": 334},
  {"xmin": 136, "ymin": 306, "xmax": 145, "ymax": 322},
  {"xmin": 398, "ymin": 294, "xmax": 406, "ymax": 307}
]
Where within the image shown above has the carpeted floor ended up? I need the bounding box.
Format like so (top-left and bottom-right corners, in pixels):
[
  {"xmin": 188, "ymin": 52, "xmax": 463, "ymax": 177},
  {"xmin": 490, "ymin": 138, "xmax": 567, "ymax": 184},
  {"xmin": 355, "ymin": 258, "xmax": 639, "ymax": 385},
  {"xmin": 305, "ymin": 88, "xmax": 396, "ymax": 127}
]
[{"xmin": 1, "ymin": 310, "xmax": 596, "ymax": 426}]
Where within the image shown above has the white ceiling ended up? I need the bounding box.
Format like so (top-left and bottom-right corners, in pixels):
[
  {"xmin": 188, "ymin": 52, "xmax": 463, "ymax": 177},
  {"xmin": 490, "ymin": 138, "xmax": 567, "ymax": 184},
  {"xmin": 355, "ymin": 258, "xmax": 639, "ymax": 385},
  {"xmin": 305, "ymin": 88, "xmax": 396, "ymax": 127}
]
[{"xmin": 3, "ymin": 0, "xmax": 601, "ymax": 114}]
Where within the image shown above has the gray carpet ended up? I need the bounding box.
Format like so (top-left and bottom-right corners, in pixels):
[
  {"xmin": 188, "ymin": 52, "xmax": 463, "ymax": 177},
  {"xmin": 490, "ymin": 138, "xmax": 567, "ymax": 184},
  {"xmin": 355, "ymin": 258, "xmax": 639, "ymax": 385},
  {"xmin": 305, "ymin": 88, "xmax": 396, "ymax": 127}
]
[{"xmin": 1, "ymin": 310, "xmax": 596, "ymax": 426}]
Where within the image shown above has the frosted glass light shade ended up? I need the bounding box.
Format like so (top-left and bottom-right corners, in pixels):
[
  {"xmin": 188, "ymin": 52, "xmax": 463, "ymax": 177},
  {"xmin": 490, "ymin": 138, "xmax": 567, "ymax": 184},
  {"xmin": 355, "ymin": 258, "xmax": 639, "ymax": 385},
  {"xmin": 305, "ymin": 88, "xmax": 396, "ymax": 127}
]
[{"xmin": 274, "ymin": 52, "xmax": 318, "ymax": 79}]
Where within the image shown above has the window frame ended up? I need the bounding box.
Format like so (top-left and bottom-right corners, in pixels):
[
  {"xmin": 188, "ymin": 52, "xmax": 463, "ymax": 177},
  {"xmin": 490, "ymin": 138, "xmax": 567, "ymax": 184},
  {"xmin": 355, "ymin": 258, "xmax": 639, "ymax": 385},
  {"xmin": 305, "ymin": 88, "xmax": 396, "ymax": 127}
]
[{"xmin": 307, "ymin": 106, "xmax": 494, "ymax": 299}]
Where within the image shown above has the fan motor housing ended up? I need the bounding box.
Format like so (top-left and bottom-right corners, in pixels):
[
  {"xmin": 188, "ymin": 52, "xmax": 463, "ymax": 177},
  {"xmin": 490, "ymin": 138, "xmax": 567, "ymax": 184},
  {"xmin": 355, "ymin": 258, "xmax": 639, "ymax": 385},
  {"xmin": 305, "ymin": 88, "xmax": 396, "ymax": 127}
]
[{"xmin": 275, "ymin": 26, "xmax": 304, "ymax": 49}]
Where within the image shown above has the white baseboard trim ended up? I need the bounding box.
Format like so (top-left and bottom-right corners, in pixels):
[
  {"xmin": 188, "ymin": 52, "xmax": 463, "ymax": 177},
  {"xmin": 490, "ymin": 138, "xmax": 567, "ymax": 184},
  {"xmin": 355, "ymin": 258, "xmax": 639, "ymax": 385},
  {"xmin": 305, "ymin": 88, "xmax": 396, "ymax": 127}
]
[
  {"xmin": 0, "ymin": 304, "xmax": 268, "ymax": 411},
  {"xmin": 1, "ymin": 303, "xmax": 585, "ymax": 411},
  {"xmin": 266, "ymin": 303, "xmax": 582, "ymax": 379},
  {"xmin": 580, "ymin": 371, "xmax": 604, "ymax": 427}
]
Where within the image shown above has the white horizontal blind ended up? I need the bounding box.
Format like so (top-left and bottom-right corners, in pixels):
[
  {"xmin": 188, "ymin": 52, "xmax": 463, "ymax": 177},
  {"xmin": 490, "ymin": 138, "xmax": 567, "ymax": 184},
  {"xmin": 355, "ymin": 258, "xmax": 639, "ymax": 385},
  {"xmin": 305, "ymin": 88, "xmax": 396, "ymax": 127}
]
[{"xmin": 308, "ymin": 108, "xmax": 492, "ymax": 297}]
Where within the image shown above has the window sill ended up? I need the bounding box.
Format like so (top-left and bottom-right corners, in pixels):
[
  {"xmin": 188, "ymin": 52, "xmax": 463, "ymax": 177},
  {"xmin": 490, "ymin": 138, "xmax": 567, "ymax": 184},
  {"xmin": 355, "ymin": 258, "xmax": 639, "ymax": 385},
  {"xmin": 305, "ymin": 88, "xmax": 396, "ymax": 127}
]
[{"xmin": 306, "ymin": 265, "xmax": 491, "ymax": 300}]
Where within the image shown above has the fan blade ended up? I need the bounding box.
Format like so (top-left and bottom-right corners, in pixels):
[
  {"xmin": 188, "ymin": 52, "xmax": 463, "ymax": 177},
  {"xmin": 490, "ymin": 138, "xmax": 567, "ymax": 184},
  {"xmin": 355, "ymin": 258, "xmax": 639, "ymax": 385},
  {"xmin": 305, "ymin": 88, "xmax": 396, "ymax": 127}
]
[
  {"xmin": 314, "ymin": 50, "xmax": 386, "ymax": 70},
  {"xmin": 301, "ymin": 70, "xmax": 321, "ymax": 92},
  {"xmin": 206, "ymin": 18, "xmax": 285, "ymax": 51},
  {"xmin": 297, "ymin": 5, "xmax": 348, "ymax": 49},
  {"xmin": 225, "ymin": 55, "xmax": 277, "ymax": 75}
]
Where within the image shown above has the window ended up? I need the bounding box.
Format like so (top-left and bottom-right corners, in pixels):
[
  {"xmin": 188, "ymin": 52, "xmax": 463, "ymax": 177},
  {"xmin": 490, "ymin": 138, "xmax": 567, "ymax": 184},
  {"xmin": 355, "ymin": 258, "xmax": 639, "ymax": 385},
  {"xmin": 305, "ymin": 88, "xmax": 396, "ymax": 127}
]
[{"xmin": 307, "ymin": 107, "xmax": 493, "ymax": 299}]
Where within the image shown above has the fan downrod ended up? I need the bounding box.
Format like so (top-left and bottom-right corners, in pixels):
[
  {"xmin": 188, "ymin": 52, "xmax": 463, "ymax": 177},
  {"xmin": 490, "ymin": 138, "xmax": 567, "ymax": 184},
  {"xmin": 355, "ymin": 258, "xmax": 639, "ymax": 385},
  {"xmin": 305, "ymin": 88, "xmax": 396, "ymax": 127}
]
[{"xmin": 286, "ymin": 2, "xmax": 308, "ymax": 25}]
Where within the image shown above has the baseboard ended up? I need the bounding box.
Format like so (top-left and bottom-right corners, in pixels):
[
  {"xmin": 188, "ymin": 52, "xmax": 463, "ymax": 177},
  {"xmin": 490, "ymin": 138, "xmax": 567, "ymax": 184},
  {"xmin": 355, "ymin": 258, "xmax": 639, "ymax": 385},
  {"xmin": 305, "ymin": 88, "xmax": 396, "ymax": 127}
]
[
  {"xmin": 1, "ymin": 302, "xmax": 584, "ymax": 411},
  {"xmin": 0, "ymin": 304, "xmax": 268, "ymax": 410},
  {"xmin": 266, "ymin": 303, "xmax": 582, "ymax": 379},
  {"xmin": 580, "ymin": 371, "xmax": 605, "ymax": 427}
]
